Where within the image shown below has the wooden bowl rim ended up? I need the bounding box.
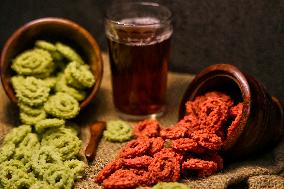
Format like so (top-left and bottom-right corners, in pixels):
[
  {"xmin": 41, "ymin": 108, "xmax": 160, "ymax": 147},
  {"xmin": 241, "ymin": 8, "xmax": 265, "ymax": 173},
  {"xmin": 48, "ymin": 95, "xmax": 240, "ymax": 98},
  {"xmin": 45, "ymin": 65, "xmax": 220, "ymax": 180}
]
[
  {"xmin": 179, "ymin": 63, "xmax": 251, "ymax": 150},
  {"xmin": 0, "ymin": 17, "xmax": 104, "ymax": 109}
]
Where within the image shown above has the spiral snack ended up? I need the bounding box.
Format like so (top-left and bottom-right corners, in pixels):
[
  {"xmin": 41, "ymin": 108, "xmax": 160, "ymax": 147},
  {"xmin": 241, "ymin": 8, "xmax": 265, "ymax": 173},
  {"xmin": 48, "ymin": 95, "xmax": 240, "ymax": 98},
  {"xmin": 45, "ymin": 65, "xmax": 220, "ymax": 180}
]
[
  {"xmin": 17, "ymin": 133, "xmax": 40, "ymax": 149},
  {"xmin": 30, "ymin": 181, "xmax": 53, "ymax": 189},
  {"xmin": 3, "ymin": 125, "xmax": 32, "ymax": 145},
  {"xmin": 20, "ymin": 110, "xmax": 47, "ymax": 125},
  {"xmin": 148, "ymin": 137, "xmax": 165, "ymax": 155},
  {"xmin": 35, "ymin": 40, "xmax": 56, "ymax": 52},
  {"xmin": 31, "ymin": 146, "xmax": 62, "ymax": 176},
  {"xmin": 123, "ymin": 156, "xmax": 153, "ymax": 169},
  {"xmin": 0, "ymin": 143, "xmax": 15, "ymax": 163},
  {"xmin": 133, "ymin": 119, "xmax": 160, "ymax": 138},
  {"xmin": 119, "ymin": 138, "xmax": 151, "ymax": 158},
  {"xmin": 19, "ymin": 102, "xmax": 44, "ymax": 116},
  {"xmin": 13, "ymin": 76, "xmax": 50, "ymax": 106},
  {"xmin": 55, "ymin": 74, "xmax": 87, "ymax": 101},
  {"xmin": 11, "ymin": 48, "xmax": 54, "ymax": 77},
  {"xmin": 56, "ymin": 42, "xmax": 84, "ymax": 64},
  {"xmin": 44, "ymin": 92, "xmax": 79, "ymax": 119},
  {"xmin": 42, "ymin": 127, "xmax": 78, "ymax": 141},
  {"xmin": 35, "ymin": 118, "xmax": 65, "ymax": 133},
  {"xmin": 64, "ymin": 61, "xmax": 95, "ymax": 89},
  {"xmin": 14, "ymin": 133, "xmax": 40, "ymax": 163},
  {"xmin": 41, "ymin": 127, "xmax": 81, "ymax": 160},
  {"xmin": 149, "ymin": 156, "xmax": 181, "ymax": 183},
  {"xmin": 182, "ymin": 157, "xmax": 218, "ymax": 177},
  {"xmin": 0, "ymin": 165, "xmax": 35, "ymax": 188},
  {"xmin": 152, "ymin": 182, "xmax": 189, "ymax": 189},
  {"xmin": 43, "ymin": 77, "xmax": 57, "ymax": 89},
  {"xmin": 103, "ymin": 120, "xmax": 132, "ymax": 142},
  {"xmin": 64, "ymin": 159, "xmax": 86, "ymax": 179},
  {"xmin": 102, "ymin": 169, "xmax": 140, "ymax": 189},
  {"xmin": 43, "ymin": 164, "xmax": 74, "ymax": 189}
]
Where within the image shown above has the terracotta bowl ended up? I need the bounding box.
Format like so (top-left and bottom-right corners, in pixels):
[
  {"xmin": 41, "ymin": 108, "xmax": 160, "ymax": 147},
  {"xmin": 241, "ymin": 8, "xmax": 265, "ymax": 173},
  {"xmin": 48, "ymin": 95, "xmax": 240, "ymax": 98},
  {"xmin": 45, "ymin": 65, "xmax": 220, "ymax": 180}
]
[
  {"xmin": 0, "ymin": 17, "xmax": 103, "ymax": 109},
  {"xmin": 179, "ymin": 64, "xmax": 284, "ymax": 161}
]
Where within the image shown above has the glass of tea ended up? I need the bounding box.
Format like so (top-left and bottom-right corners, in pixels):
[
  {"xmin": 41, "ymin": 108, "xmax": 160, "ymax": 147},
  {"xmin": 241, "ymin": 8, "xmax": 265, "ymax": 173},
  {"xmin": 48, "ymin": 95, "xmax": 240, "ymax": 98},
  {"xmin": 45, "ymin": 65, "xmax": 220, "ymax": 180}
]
[{"xmin": 105, "ymin": 1, "xmax": 172, "ymax": 120}]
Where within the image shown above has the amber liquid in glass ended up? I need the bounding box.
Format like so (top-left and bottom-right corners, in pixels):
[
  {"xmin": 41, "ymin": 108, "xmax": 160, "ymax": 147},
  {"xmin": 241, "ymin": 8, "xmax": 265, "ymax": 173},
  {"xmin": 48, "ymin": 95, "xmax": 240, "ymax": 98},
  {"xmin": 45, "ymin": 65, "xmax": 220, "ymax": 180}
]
[{"xmin": 107, "ymin": 23, "xmax": 171, "ymax": 116}]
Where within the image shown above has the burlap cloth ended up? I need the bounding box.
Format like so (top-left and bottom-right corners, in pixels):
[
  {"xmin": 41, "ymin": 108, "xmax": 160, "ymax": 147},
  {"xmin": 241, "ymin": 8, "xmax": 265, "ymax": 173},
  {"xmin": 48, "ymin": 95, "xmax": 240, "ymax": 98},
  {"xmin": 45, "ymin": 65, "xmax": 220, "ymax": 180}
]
[{"xmin": 0, "ymin": 54, "xmax": 283, "ymax": 189}]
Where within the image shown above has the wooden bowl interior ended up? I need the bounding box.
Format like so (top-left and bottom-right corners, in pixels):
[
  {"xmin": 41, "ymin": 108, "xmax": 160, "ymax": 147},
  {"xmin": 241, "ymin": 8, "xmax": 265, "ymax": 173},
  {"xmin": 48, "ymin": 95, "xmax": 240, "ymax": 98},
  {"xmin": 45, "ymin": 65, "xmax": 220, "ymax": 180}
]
[{"xmin": 1, "ymin": 18, "xmax": 103, "ymax": 109}]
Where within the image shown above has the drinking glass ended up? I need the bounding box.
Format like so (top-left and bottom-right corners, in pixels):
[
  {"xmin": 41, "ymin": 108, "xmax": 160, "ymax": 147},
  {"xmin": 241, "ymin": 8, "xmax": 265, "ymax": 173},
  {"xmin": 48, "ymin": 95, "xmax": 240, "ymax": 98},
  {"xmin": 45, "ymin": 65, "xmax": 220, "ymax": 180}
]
[{"xmin": 105, "ymin": 1, "xmax": 172, "ymax": 120}]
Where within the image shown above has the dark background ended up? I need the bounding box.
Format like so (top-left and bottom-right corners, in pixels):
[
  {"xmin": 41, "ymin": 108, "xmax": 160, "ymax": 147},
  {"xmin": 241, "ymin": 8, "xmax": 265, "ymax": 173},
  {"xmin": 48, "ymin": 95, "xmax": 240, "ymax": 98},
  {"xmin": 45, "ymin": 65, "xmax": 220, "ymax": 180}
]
[{"xmin": 0, "ymin": 0, "xmax": 283, "ymax": 101}]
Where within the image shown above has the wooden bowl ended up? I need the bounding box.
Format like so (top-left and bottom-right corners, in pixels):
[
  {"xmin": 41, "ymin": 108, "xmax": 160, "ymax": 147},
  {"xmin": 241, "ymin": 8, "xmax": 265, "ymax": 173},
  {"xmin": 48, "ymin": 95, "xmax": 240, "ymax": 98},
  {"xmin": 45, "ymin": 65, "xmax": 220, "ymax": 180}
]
[
  {"xmin": 179, "ymin": 64, "xmax": 284, "ymax": 161},
  {"xmin": 0, "ymin": 17, "xmax": 103, "ymax": 109}
]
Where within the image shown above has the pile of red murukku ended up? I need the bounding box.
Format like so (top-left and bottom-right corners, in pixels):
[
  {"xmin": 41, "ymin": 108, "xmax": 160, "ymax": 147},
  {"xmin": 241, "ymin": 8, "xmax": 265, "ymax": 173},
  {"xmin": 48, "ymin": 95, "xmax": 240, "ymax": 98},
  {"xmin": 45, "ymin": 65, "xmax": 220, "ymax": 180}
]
[{"xmin": 95, "ymin": 91, "xmax": 244, "ymax": 188}]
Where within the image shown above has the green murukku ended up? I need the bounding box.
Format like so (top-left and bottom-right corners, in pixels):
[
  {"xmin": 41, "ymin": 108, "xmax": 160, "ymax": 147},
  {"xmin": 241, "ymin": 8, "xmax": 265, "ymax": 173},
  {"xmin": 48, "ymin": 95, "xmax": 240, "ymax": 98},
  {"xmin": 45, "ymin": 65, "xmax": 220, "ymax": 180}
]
[
  {"xmin": 42, "ymin": 127, "xmax": 77, "ymax": 139},
  {"xmin": 3, "ymin": 125, "xmax": 32, "ymax": 145},
  {"xmin": 44, "ymin": 92, "xmax": 80, "ymax": 119},
  {"xmin": 56, "ymin": 42, "xmax": 84, "ymax": 64},
  {"xmin": 64, "ymin": 61, "xmax": 95, "ymax": 89},
  {"xmin": 11, "ymin": 48, "xmax": 54, "ymax": 77},
  {"xmin": 0, "ymin": 143, "xmax": 15, "ymax": 163},
  {"xmin": 43, "ymin": 164, "xmax": 74, "ymax": 189},
  {"xmin": 41, "ymin": 129, "xmax": 81, "ymax": 160},
  {"xmin": 30, "ymin": 180, "xmax": 53, "ymax": 189},
  {"xmin": 52, "ymin": 51, "xmax": 64, "ymax": 62},
  {"xmin": 55, "ymin": 74, "xmax": 87, "ymax": 101},
  {"xmin": 13, "ymin": 76, "xmax": 50, "ymax": 106},
  {"xmin": 11, "ymin": 75, "xmax": 24, "ymax": 93},
  {"xmin": 64, "ymin": 159, "xmax": 85, "ymax": 179},
  {"xmin": 43, "ymin": 77, "xmax": 57, "ymax": 89},
  {"xmin": 31, "ymin": 146, "xmax": 62, "ymax": 176},
  {"xmin": 103, "ymin": 120, "xmax": 133, "ymax": 142},
  {"xmin": 152, "ymin": 182, "xmax": 189, "ymax": 189},
  {"xmin": 35, "ymin": 118, "xmax": 65, "ymax": 133},
  {"xmin": 18, "ymin": 102, "xmax": 44, "ymax": 116},
  {"xmin": 30, "ymin": 181, "xmax": 53, "ymax": 189},
  {"xmin": 20, "ymin": 110, "xmax": 46, "ymax": 125},
  {"xmin": 0, "ymin": 160, "xmax": 36, "ymax": 188},
  {"xmin": 14, "ymin": 133, "xmax": 40, "ymax": 163},
  {"xmin": 35, "ymin": 40, "xmax": 56, "ymax": 52}
]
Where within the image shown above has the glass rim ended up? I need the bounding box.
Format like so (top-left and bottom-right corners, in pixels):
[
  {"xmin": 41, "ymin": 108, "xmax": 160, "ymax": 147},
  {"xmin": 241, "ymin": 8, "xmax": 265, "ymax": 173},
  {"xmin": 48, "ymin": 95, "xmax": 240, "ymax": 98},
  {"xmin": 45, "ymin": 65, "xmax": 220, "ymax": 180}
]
[{"xmin": 105, "ymin": 1, "xmax": 172, "ymax": 27}]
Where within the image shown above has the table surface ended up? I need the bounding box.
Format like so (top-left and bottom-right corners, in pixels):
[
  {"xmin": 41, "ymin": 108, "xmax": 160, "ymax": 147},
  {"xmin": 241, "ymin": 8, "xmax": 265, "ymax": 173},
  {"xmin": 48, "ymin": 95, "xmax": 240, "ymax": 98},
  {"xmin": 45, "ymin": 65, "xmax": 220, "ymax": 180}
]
[{"xmin": 1, "ymin": 54, "xmax": 283, "ymax": 189}]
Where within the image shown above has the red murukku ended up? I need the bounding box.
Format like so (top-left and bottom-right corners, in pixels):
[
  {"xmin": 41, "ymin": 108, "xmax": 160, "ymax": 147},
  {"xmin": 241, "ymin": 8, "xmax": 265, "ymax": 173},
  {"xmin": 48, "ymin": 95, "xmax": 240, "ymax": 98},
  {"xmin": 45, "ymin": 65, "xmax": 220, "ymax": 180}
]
[
  {"xmin": 95, "ymin": 159, "xmax": 123, "ymax": 184},
  {"xmin": 149, "ymin": 156, "xmax": 180, "ymax": 183},
  {"xmin": 198, "ymin": 97, "xmax": 230, "ymax": 133},
  {"xmin": 185, "ymin": 95, "xmax": 206, "ymax": 116},
  {"xmin": 132, "ymin": 169, "xmax": 153, "ymax": 186},
  {"xmin": 171, "ymin": 138, "xmax": 197, "ymax": 151},
  {"xmin": 154, "ymin": 148, "xmax": 184, "ymax": 163},
  {"xmin": 102, "ymin": 169, "xmax": 139, "ymax": 189},
  {"xmin": 191, "ymin": 131, "xmax": 222, "ymax": 151},
  {"xmin": 204, "ymin": 91, "xmax": 234, "ymax": 108},
  {"xmin": 227, "ymin": 103, "xmax": 243, "ymax": 139},
  {"xmin": 119, "ymin": 138, "xmax": 151, "ymax": 158},
  {"xmin": 123, "ymin": 155, "xmax": 152, "ymax": 169},
  {"xmin": 182, "ymin": 157, "xmax": 218, "ymax": 177},
  {"xmin": 148, "ymin": 137, "xmax": 165, "ymax": 155},
  {"xmin": 204, "ymin": 153, "xmax": 224, "ymax": 170},
  {"xmin": 175, "ymin": 114, "xmax": 200, "ymax": 133},
  {"xmin": 160, "ymin": 126, "xmax": 188, "ymax": 139},
  {"xmin": 133, "ymin": 119, "xmax": 160, "ymax": 138}
]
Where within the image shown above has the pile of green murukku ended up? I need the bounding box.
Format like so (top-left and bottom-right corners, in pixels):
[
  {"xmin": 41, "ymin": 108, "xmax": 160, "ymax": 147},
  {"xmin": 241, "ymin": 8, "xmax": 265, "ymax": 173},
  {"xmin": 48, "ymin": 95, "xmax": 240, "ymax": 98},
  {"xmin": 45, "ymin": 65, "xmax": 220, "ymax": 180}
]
[
  {"xmin": 0, "ymin": 124, "xmax": 85, "ymax": 189},
  {"xmin": 0, "ymin": 40, "xmax": 96, "ymax": 188},
  {"xmin": 11, "ymin": 40, "xmax": 95, "ymax": 123}
]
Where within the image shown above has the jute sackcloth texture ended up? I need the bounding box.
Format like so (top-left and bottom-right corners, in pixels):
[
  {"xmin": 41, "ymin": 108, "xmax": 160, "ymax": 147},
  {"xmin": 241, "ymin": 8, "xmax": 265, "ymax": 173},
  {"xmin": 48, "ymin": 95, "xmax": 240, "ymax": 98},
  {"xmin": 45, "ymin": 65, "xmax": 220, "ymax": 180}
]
[{"xmin": 0, "ymin": 54, "xmax": 283, "ymax": 189}]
